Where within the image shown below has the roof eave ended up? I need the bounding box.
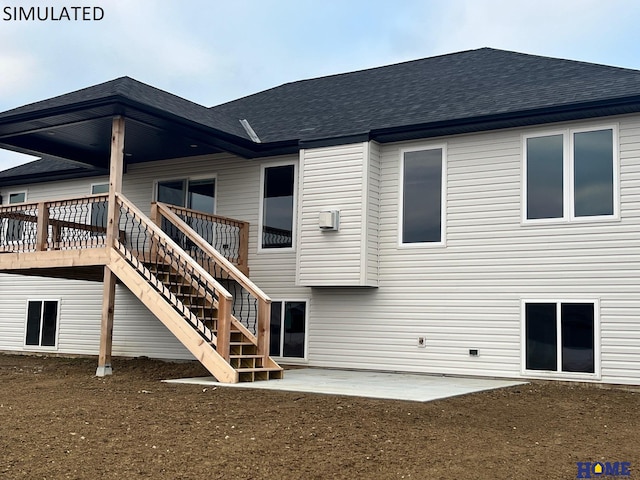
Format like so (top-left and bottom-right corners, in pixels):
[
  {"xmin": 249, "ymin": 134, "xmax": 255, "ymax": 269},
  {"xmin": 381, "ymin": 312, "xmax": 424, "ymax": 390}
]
[
  {"xmin": 370, "ymin": 96, "xmax": 640, "ymax": 143},
  {"xmin": 0, "ymin": 168, "xmax": 109, "ymax": 187}
]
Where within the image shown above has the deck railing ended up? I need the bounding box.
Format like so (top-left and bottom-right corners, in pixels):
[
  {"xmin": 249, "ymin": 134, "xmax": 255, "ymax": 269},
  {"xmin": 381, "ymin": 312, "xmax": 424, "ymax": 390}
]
[
  {"xmin": 0, "ymin": 194, "xmax": 109, "ymax": 253},
  {"xmin": 153, "ymin": 202, "xmax": 271, "ymax": 361},
  {"xmin": 156, "ymin": 203, "xmax": 249, "ymax": 274}
]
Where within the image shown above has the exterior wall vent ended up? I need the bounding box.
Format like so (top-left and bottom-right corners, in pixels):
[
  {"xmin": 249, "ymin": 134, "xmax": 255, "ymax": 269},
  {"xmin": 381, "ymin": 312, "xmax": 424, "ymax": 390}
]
[{"xmin": 319, "ymin": 210, "xmax": 339, "ymax": 231}]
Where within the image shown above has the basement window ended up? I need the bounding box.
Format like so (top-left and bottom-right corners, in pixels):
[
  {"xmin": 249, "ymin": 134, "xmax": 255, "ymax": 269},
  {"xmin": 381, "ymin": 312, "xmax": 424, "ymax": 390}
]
[
  {"xmin": 522, "ymin": 300, "xmax": 599, "ymax": 378},
  {"xmin": 25, "ymin": 300, "xmax": 59, "ymax": 348}
]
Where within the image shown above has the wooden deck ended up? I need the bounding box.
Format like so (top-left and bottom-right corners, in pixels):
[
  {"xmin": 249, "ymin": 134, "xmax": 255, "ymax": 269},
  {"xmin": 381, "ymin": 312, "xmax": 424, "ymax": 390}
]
[{"xmin": 0, "ymin": 191, "xmax": 281, "ymax": 383}]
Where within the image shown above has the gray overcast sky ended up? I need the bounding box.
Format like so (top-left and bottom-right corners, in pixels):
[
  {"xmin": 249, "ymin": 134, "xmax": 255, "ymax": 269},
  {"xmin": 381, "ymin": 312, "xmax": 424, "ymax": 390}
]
[{"xmin": 2, "ymin": 0, "xmax": 640, "ymax": 171}]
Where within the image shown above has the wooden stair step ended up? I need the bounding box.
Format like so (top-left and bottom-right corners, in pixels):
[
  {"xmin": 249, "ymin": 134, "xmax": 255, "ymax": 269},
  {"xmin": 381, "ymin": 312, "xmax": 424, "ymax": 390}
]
[
  {"xmin": 208, "ymin": 330, "xmax": 245, "ymax": 336},
  {"xmin": 235, "ymin": 367, "xmax": 283, "ymax": 373},
  {"xmin": 180, "ymin": 298, "xmax": 209, "ymax": 306},
  {"xmin": 176, "ymin": 292, "xmax": 204, "ymax": 298},
  {"xmin": 237, "ymin": 367, "xmax": 285, "ymax": 382}
]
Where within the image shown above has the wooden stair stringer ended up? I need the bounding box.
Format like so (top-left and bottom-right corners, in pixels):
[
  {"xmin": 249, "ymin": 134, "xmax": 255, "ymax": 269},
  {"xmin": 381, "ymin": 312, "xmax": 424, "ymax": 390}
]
[{"xmin": 108, "ymin": 250, "xmax": 238, "ymax": 383}]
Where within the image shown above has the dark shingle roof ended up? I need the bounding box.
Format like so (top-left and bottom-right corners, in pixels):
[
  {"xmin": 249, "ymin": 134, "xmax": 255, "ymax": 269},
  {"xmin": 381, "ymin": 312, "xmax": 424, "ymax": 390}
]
[
  {"xmin": 3, "ymin": 47, "xmax": 640, "ymax": 185},
  {"xmin": 210, "ymin": 48, "xmax": 640, "ymax": 143},
  {"xmin": 0, "ymin": 157, "xmax": 105, "ymax": 186}
]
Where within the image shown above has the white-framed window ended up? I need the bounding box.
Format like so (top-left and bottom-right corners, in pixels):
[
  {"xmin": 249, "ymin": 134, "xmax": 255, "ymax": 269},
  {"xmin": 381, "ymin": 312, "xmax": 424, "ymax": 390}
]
[
  {"xmin": 5, "ymin": 191, "xmax": 28, "ymax": 243},
  {"xmin": 523, "ymin": 125, "xmax": 618, "ymax": 223},
  {"xmin": 24, "ymin": 299, "xmax": 60, "ymax": 349},
  {"xmin": 90, "ymin": 183, "xmax": 109, "ymax": 235},
  {"xmin": 269, "ymin": 300, "xmax": 307, "ymax": 359},
  {"xmin": 521, "ymin": 299, "xmax": 600, "ymax": 379},
  {"xmin": 259, "ymin": 162, "xmax": 296, "ymax": 251},
  {"xmin": 399, "ymin": 145, "xmax": 446, "ymax": 246}
]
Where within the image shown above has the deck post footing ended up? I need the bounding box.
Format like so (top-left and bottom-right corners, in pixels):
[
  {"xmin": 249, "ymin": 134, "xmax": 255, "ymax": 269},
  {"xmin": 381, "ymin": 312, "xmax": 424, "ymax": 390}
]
[{"xmin": 95, "ymin": 365, "xmax": 113, "ymax": 377}]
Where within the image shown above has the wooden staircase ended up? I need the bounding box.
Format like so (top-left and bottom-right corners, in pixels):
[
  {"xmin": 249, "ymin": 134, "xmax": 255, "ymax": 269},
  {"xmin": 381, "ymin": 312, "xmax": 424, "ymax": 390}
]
[
  {"xmin": 146, "ymin": 261, "xmax": 283, "ymax": 382},
  {"xmin": 112, "ymin": 193, "xmax": 283, "ymax": 383}
]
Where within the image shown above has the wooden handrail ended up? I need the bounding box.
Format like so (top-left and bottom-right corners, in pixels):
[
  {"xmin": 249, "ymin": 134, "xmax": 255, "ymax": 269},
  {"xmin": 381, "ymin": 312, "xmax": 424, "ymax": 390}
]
[
  {"xmin": 158, "ymin": 204, "xmax": 250, "ymax": 226},
  {"xmin": 0, "ymin": 192, "xmax": 108, "ymax": 209}
]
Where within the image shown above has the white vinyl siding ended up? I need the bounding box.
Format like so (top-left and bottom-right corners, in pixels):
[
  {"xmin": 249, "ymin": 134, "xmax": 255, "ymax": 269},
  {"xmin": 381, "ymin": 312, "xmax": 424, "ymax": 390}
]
[
  {"xmin": 366, "ymin": 141, "xmax": 381, "ymax": 285},
  {"xmin": 307, "ymin": 115, "xmax": 640, "ymax": 385},
  {"xmin": 296, "ymin": 142, "xmax": 379, "ymax": 287}
]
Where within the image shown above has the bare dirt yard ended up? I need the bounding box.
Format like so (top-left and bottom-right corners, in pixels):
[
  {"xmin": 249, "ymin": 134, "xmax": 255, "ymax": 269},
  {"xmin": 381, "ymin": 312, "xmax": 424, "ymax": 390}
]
[{"xmin": 0, "ymin": 354, "xmax": 638, "ymax": 480}]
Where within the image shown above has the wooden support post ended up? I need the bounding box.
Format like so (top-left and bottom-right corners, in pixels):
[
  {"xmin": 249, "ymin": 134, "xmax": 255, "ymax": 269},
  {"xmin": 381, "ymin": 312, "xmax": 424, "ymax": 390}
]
[
  {"xmin": 217, "ymin": 296, "xmax": 231, "ymax": 361},
  {"xmin": 35, "ymin": 202, "xmax": 49, "ymax": 251},
  {"xmin": 150, "ymin": 202, "xmax": 161, "ymax": 226},
  {"xmin": 96, "ymin": 266, "xmax": 116, "ymax": 376},
  {"xmin": 106, "ymin": 116, "xmax": 125, "ymax": 249},
  {"xmin": 149, "ymin": 203, "xmax": 160, "ymax": 263},
  {"xmin": 238, "ymin": 221, "xmax": 249, "ymax": 273},
  {"xmin": 97, "ymin": 116, "xmax": 125, "ymax": 376},
  {"xmin": 256, "ymin": 298, "xmax": 271, "ymax": 361}
]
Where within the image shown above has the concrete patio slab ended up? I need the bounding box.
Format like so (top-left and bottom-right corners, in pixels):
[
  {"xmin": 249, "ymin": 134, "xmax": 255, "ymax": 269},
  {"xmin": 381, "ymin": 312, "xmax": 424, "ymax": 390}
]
[{"xmin": 164, "ymin": 368, "xmax": 526, "ymax": 402}]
